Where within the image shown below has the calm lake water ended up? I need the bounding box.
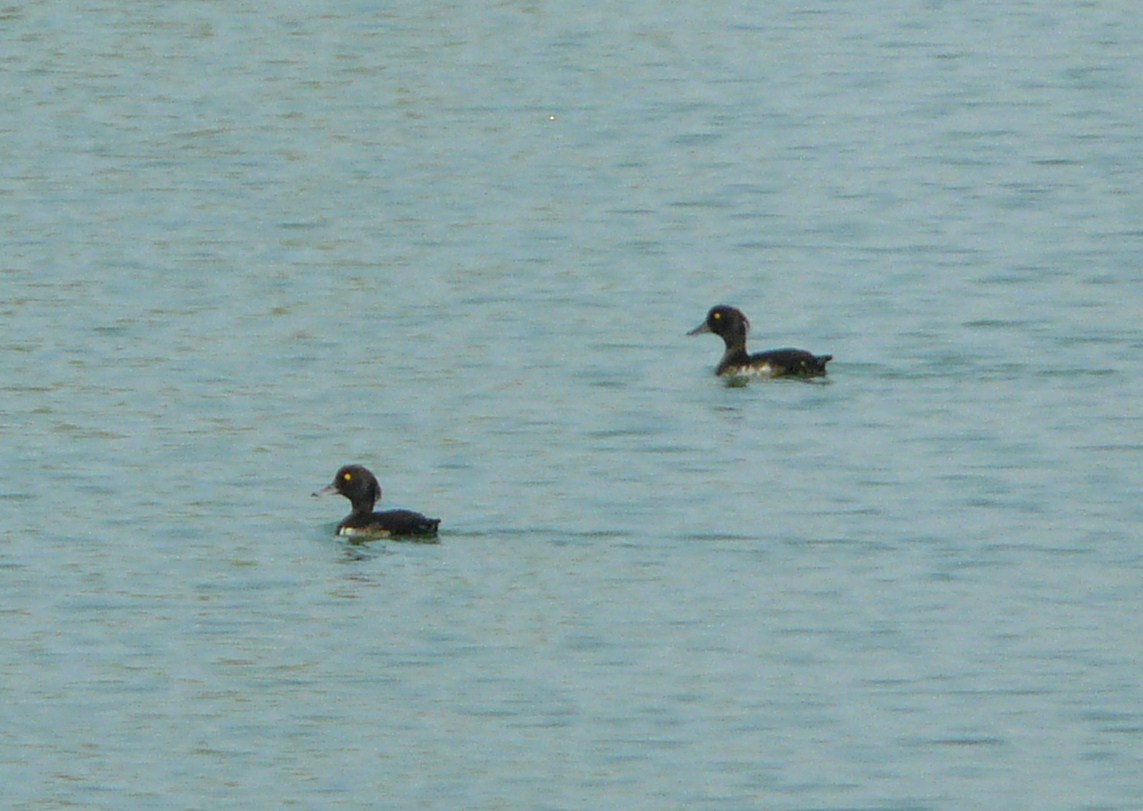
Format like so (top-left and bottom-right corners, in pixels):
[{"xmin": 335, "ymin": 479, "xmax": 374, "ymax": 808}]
[{"xmin": 3, "ymin": 1, "xmax": 1142, "ymax": 808}]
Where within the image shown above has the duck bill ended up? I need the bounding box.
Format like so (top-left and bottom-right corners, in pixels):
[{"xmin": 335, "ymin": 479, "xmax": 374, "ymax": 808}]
[
  {"xmin": 312, "ymin": 483, "xmax": 338, "ymax": 497},
  {"xmin": 687, "ymin": 322, "xmax": 711, "ymax": 336}
]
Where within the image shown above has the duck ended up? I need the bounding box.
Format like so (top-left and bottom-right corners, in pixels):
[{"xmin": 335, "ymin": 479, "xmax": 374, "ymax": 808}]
[
  {"xmin": 688, "ymin": 305, "xmax": 832, "ymax": 379},
  {"xmin": 313, "ymin": 464, "xmax": 440, "ymax": 539}
]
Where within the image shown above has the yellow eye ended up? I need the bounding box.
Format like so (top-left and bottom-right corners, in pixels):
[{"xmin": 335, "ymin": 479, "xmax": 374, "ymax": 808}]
[
  {"xmin": 713, "ymin": 312, "xmax": 721, "ymax": 320},
  {"xmin": 343, "ymin": 472, "xmax": 352, "ymax": 482}
]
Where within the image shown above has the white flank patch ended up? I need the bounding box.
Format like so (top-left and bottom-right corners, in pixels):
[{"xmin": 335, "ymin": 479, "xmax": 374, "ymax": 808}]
[
  {"xmin": 725, "ymin": 363, "xmax": 775, "ymax": 379},
  {"xmin": 339, "ymin": 526, "xmax": 391, "ymax": 538}
]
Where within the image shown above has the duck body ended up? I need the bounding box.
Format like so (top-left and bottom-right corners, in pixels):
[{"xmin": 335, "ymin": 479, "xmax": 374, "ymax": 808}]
[
  {"xmin": 689, "ymin": 305, "xmax": 831, "ymax": 379},
  {"xmin": 714, "ymin": 346, "xmax": 832, "ymax": 378},
  {"xmin": 337, "ymin": 508, "xmax": 441, "ymax": 539},
  {"xmin": 314, "ymin": 464, "xmax": 440, "ymax": 539}
]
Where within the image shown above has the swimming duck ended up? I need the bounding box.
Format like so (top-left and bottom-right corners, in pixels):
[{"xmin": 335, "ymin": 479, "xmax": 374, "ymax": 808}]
[
  {"xmin": 688, "ymin": 305, "xmax": 832, "ymax": 378},
  {"xmin": 313, "ymin": 464, "xmax": 440, "ymax": 539}
]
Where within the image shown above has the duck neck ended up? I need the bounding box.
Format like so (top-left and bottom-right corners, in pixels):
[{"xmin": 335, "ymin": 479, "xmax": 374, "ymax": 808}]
[
  {"xmin": 719, "ymin": 329, "xmax": 750, "ymax": 365},
  {"xmin": 348, "ymin": 499, "xmax": 377, "ymax": 520}
]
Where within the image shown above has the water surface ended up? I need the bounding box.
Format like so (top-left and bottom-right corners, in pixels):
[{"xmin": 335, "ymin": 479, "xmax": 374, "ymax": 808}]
[{"xmin": 3, "ymin": 2, "xmax": 1142, "ymax": 808}]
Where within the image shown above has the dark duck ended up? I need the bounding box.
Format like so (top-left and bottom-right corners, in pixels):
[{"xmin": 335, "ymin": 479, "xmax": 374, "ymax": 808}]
[
  {"xmin": 314, "ymin": 464, "xmax": 440, "ymax": 539},
  {"xmin": 689, "ymin": 305, "xmax": 832, "ymax": 379}
]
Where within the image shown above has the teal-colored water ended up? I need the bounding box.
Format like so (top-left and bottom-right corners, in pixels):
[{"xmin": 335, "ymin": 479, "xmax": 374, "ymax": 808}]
[{"xmin": 3, "ymin": 2, "xmax": 1142, "ymax": 808}]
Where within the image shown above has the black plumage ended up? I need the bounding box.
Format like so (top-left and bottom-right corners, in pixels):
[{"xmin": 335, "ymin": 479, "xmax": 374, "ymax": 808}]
[
  {"xmin": 314, "ymin": 464, "xmax": 440, "ymax": 539},
  {"xmin": 688, "ymin": 305, "xmax": 831, "ymax": 379}
]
